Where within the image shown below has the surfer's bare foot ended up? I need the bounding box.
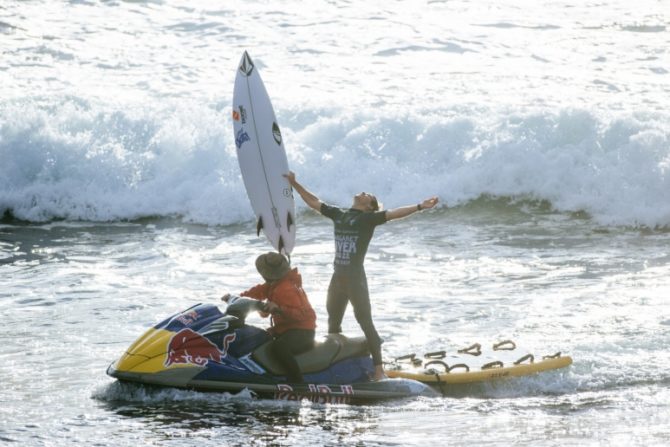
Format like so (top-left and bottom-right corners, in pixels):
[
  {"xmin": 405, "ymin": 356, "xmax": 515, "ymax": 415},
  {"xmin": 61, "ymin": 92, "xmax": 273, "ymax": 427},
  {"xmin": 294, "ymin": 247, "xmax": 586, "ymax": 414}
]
[{"xmin": 373, "ymin": 365, "xmax": 387, "ymax": 381}]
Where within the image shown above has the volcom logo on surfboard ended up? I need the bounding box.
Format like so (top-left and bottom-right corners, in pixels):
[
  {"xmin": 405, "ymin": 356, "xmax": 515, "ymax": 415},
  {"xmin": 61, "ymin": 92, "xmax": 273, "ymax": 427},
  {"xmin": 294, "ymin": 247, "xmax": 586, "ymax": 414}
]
[
  {"xmin": 272, "ymin": 122, "xmax": 282, "ymax": 145},
  {"xmin": 239, "ymin": 52, "xmax": 254, "ymax": 76}
]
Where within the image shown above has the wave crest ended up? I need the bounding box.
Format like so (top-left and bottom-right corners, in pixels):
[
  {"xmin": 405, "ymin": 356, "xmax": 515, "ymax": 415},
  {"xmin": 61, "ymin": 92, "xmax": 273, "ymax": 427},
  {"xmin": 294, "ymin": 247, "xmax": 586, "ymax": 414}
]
[{"xmin": 2, "ymin": 97, "xmax": 668, "ymax": 227}]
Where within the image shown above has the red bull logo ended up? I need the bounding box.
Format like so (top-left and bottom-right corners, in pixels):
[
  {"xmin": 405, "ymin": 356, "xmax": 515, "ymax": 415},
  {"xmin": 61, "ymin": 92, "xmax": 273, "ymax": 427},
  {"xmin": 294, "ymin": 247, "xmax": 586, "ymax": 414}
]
[
  {"xmin": 165, "ymin": 328, "xmax": 236, "ymax": 367},
  {"xmin": 175, "ymin": 310, "xmax": 201, "ymax": 326},
  {"xmin": 274, "ymin": 383, "xmax": 354, "ymax": 404}
]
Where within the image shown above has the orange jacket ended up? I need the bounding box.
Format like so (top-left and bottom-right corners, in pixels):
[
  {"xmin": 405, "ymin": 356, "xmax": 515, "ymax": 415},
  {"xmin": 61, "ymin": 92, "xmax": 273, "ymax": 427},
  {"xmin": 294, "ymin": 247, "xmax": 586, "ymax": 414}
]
[{"xmin": 241, "ymin": 268, "xmax": 317, "ymax": 336}]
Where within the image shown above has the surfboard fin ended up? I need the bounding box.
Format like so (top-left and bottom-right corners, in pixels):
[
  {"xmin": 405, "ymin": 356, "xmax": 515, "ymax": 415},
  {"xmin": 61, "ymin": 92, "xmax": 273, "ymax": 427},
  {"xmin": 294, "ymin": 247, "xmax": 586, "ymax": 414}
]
[
  {"xmin": 278, "ymin": 236, "xmax": 285, "ymax": 254},
  {"xmin": 287, "ymin": 212, "xmax": 294, "ymax": 229},
  {"xmin": 256, "ymin": 216, "xmax": 263, "ymax": 236}
]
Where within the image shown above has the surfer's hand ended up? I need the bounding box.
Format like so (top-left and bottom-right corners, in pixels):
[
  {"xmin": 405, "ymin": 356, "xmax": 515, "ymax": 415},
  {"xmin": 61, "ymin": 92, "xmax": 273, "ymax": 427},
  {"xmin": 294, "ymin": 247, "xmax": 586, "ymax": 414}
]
[
  {"xmin": 421, "ymin": 197, "xmax": 439, "ymax": 210},
  {"xmin": 283, "ymin": 171, "xmax": 296, "ymax": 186},
  {"xmin": 283, "ymin": 171, "xmax": 322, "ymax": 211}
]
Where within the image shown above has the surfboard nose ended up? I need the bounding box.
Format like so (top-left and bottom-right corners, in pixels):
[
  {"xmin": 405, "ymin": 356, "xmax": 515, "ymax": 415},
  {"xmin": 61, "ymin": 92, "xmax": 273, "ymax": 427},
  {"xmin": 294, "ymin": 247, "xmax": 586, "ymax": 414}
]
[{"xmin": 239, "ymin": 51, "xmax": 254, "ymax": 76}]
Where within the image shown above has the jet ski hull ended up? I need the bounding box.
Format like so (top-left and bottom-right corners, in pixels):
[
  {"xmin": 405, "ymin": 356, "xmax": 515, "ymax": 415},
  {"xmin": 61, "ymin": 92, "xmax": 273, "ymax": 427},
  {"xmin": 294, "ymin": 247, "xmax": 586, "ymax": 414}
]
[
  {"xmin": 107, "ymin": 362, "xmax": 434, "ymax": 403},
  {"xmin": 106, "ymin": 302, "xmax": 436, "ymax": 403}
]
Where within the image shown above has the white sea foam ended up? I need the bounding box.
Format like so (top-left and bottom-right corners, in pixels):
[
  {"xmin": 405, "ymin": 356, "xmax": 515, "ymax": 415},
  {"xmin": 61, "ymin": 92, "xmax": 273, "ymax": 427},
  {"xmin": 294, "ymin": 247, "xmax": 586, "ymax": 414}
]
[
  {"xmin": 1, "ymin": 96, "xmax": 668, "ymax": 227},
  {"xmin": 93, "ymin": 380, "xmax": 254, "ymax": 404}
]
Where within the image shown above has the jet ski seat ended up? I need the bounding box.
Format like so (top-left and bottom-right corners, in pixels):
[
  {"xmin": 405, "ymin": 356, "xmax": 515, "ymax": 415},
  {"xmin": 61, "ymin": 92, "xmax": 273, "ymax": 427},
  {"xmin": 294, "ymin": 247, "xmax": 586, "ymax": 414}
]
[{"xmin": 252, "ymin": 334, "xmax": 370, "ymax": 375}]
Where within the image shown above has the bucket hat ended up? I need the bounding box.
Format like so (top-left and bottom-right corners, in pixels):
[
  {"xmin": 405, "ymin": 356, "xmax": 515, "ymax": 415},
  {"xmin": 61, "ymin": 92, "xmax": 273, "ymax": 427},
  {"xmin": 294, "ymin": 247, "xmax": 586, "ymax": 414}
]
[{"xmin": 255, "ymin": 252, "xmax": 290, "ymax": 281}]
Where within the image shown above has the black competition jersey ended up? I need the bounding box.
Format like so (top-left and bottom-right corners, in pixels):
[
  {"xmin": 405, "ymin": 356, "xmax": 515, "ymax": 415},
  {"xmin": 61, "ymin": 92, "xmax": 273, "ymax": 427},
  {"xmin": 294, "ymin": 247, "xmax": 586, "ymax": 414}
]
[{"xmin": 320, "ymin": 203, "xmax": 387, "ymax": 271}]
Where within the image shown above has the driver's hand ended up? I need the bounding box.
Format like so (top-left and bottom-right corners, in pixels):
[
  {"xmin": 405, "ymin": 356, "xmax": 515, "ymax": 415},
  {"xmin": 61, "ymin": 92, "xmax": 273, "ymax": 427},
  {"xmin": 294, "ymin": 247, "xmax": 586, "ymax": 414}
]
[{"xmin": 263, "ymin": 301, "xmax": 280, "ymax": 314}]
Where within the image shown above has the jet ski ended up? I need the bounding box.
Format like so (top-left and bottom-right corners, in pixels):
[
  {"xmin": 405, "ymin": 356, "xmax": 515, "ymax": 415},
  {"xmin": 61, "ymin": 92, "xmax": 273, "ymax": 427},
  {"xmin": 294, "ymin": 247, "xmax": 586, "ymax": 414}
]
[{"xmin": 107, "ymin": 296, "xmax": 435, "ymax": 403}]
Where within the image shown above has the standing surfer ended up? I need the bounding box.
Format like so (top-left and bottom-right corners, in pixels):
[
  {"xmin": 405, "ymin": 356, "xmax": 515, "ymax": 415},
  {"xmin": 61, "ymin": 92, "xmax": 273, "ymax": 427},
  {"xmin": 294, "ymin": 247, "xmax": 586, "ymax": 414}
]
[{"xmin": 285, "ymin": 171, "xmax": 439, "ymax": 380}]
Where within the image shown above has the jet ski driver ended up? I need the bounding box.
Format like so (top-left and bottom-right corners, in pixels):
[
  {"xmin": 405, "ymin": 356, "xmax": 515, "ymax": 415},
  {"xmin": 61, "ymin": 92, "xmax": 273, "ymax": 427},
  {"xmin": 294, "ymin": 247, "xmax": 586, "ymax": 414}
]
[{"xmin": 231, "ymin": 252, "xmax": 317, "ymax": 383}]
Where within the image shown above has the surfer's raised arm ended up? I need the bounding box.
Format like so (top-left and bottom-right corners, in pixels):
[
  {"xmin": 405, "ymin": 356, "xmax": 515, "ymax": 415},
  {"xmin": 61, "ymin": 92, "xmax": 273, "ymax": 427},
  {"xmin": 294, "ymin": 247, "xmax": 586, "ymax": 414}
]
[
  {"xmin": 284, "ymin": 171, "xmax": 322, "ymax": 211},
  {"xmin": 385, "ymin": 197, "xmax": 439, "ymax": 221}
]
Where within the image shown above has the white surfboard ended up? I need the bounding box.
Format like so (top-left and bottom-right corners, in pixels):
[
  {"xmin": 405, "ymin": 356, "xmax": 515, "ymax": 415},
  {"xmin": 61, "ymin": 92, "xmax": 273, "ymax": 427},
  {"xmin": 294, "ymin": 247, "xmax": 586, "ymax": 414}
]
[{"xmin": 232, "ymin": 51, "xmax": 295, "ymax": 255}]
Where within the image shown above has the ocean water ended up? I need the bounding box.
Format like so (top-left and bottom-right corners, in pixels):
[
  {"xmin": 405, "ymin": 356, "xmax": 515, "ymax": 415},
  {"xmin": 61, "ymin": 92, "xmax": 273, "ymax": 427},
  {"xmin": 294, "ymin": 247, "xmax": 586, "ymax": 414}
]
[{"xmin": 1, "ymin": 0, "xmax": 669, "ymax": 446}]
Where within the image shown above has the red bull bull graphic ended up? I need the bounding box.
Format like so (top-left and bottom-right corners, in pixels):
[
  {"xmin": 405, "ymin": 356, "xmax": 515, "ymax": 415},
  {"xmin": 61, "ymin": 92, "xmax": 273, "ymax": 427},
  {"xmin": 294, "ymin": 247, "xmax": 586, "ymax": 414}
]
[
  {"xmin": 165, "ymin": 328, "xmax": 236, "ymax": 367},
  {"xmin": 274, "ymin": 383, "xmax": 355, "ymax": 404}
]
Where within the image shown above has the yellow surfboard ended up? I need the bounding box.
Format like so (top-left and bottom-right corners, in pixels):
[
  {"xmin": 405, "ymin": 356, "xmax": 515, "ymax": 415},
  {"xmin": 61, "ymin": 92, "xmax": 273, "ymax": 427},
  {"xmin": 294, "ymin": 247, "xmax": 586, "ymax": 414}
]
[{"xmin": 387, "ymin": 340, "xmax": 572, "ymax": 385}]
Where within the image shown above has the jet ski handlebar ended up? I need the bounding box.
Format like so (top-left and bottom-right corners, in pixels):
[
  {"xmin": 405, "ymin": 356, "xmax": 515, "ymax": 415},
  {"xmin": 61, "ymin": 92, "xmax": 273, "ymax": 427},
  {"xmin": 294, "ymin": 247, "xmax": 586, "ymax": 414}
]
[{"xmin": 221, "ymin": 294, "xmax": 266, "ymax": 321}]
